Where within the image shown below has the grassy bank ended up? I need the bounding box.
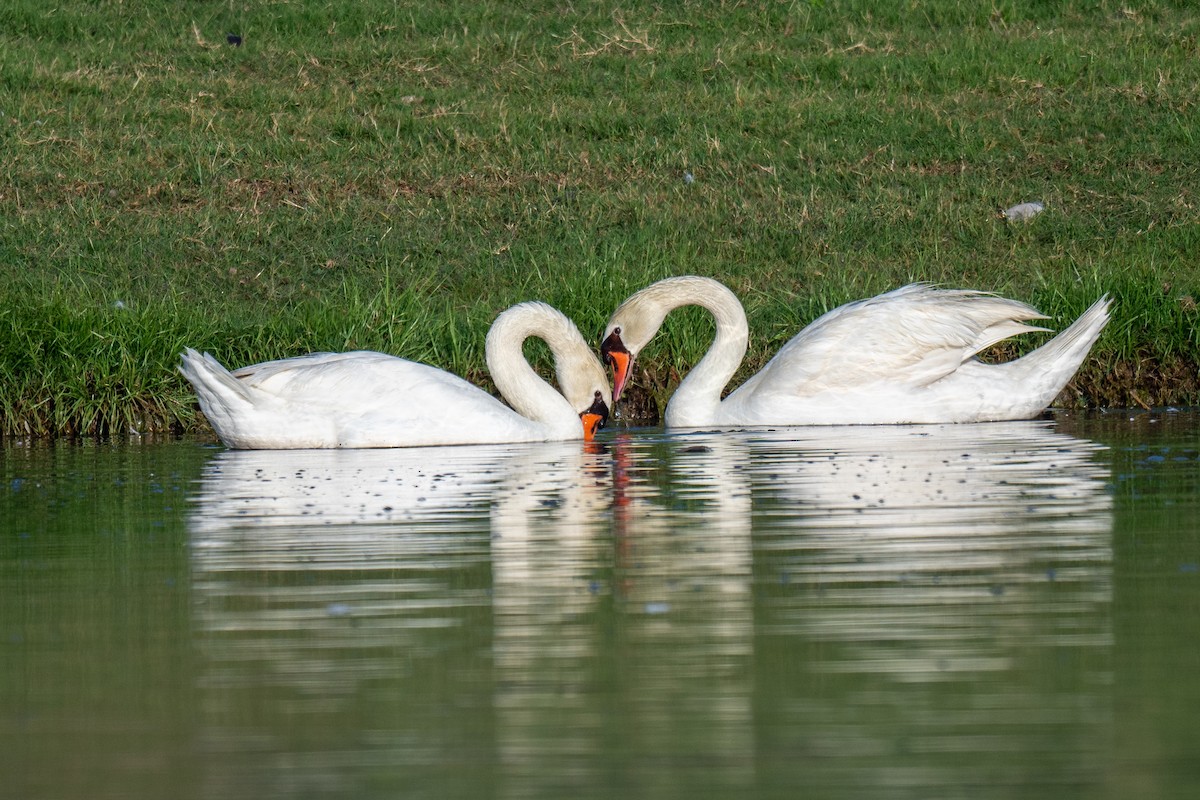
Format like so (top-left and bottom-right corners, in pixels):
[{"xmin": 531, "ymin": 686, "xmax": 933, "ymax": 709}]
[{"xmin": 2, "ymin": 0, "xmax": 1198, "ymax": 437}]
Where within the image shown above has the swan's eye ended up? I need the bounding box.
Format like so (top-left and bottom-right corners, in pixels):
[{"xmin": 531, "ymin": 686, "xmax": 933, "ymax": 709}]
[{"xmin": 600, "ymin": 329, "xmax": 628, "ymax": 355}]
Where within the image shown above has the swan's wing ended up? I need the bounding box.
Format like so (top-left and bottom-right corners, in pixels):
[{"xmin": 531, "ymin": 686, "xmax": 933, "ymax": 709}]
[
  {"xmin": 733, "ymin": 285, "xmax": 1049, "ymax": 399},
  {"xmin": 214, "ymin": 350, "xmax": 545, "ymax": 447},
  {"xmin": 231, "ymin": 351, "xmax": 477, "ymax": 404},
  {"xmin": 233, "ymin": 351, "xmax": 390, "ymax": 389},
  {"xmin": 231, "ymin": 351, "xmax": 515, "ymax": 433}
]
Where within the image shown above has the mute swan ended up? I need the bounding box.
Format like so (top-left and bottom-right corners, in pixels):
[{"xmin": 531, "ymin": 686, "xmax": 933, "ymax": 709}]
[
  {"xmin": 181, "ymin": 302, "xmax": 611, "ymax": 449},
  {"xmin": 600, "ymin": 276, "xmax": 1110, "ymax": 427}
]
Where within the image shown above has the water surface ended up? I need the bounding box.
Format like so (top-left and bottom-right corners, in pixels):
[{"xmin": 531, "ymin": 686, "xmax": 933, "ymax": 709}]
[{"xmin": 3, "ymin": 411, "xmax": 1200, "ymax": 799}]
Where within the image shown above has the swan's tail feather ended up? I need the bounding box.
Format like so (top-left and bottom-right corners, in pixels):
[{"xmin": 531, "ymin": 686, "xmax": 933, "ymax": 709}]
[
  {"xmin": 178, "ymin": 350, "xmax": 262, "ymax": 451},
  {"xmin": 179, "ymin": 348, "xmax": 252, "ymax": 407},
  {"xmin": 1006, "ymin": 295, "xmax": 1111, "ymax": 408}
]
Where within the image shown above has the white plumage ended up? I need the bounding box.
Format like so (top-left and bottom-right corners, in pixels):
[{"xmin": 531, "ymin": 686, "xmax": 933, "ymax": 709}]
[
  {"xmin": 181, "ymin": 302, "xmax": 611, "ymax": 449},
  {"xmin": 601, "ymin": 277, "xmax": 1110, "ymax": 427}
]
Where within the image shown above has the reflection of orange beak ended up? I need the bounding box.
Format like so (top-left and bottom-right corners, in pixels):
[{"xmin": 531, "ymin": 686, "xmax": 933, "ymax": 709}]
[
  {"xmin": 600, "ymin": 330, "xmax": 633, "ymax": 404},
  {"xmin": 579, "ymin": 390, "xmax": 610, "ymax": 442}
]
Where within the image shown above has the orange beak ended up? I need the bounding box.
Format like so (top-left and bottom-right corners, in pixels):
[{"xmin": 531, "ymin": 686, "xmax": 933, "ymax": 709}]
[
  {"xmin": 579, "ymin": 391, "xmax": 610, "ymax": 441},
  {"xmin": 581, "ymin": 412, "xmax": 604, "ymax": 441},
  {"xmin": 600, "ymin": 329, "xmax": 633, "ymax": 404}
]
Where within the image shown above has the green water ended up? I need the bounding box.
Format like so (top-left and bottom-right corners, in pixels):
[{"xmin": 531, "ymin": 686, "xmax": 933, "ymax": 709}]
[{"xmin": 2, "ymin": 411, "xmax": 1199, "ymax": 800}]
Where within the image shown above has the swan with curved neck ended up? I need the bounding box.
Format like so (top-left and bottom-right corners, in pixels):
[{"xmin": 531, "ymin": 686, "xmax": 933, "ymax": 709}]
[
  {"xmin": 600, "ymin": 276, "xmax": 1110, "ymax": 426},
  {"xmin": 181, "ymin": 302, "xmax": 610, "ymax": 448}
]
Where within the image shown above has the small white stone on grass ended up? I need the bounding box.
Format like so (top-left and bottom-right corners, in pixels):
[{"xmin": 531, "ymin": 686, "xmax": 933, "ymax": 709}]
[{"xmin": 1003, "ymin": 201, "xmax": 1045, "ymax": 222}]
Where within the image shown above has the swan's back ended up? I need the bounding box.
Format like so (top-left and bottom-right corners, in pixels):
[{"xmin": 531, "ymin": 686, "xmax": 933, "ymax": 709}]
[
  {"xmin": 181, "ymin": 349, "xmax": 528, "ymax": 448},
  {"xmin": 734, "ymin": 284, "xmax": 1049, "ymax": 400}
]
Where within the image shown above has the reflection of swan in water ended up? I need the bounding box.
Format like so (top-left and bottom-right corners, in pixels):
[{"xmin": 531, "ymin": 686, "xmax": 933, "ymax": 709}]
[
  {"xmin": 615, "ymin": 433, "xmax": 756, "ymax": 794},
  {"xmin": 187, "ymin": 435, "xmax": 760, "ymax": 798},
  {"xmin": 743, "ymin": 421, "xmax": 1112, "ymax": 603},
  {"xmin": 187, "ymin": 441, "xmax": 620, "ymax": 798},
  {"xmin": 612, "ymin": 431, "xmax": 754, "ymax": 650},
  {"xmin": 187, "ymin": 445, "xmax": 510, "ymax": 609},
  {"xmin": 489, "ymin": 443, "xmax": 611, "ymax": 624},
  {"xmin": 184, "ymin": 418, "xmax": 1115, "ymax": 798},
  {"xmin": 189, "ymin": 444, "xmax": 510, "ymax": 530},
  {"xmin": 747, "ymin": 420, "xmax": 1109, "ymax": 528},
  {"xmin": 489, "ymin": 433, "xmax": 756, "ymax": 796},
  {"xmin": 738, "ymin": 419, "xmax": 1113, "ymax": 794},
  {"xmin": 485, "ymin": 444, "xmax": 611, "ymax": 798}
]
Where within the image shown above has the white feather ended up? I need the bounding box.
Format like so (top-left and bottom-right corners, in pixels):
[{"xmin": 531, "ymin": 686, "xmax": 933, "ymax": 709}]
[
  {"xmin": 603, "ymin": 277, "xmax": 1109, "ymax": 427},
  {"xmin": 180, "ymin": 302, "xmax": 610, "ymax": 449}
]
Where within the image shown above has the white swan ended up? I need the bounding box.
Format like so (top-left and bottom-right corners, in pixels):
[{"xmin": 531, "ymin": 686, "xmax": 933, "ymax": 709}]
[
  {"xmin": 180, "ymin": 302, "xmax": 611, "ymax": 449},
  {"xmin": 600, "ymin": 276, "xmax": 1110, "ymax": 426}
]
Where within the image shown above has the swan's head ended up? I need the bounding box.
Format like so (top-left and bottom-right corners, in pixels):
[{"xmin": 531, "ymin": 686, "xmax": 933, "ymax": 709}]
[
  {"xmin": 602, "ymin": 275, "xmax": 744, "ymax": 405},
  {"xmin": 579, "ymin": 390, "xmax": 609, "ymax": 441},
  {"xmin": 548, "ymin": 317, "xmax": 612, "ymax": 440},
  {"xmin": 600, "ymin": 327, "xmax": 634, "ymax": 404},
  {"xmin": 601, "ymin": 280, "xmax": 683, "ymax": 403}
]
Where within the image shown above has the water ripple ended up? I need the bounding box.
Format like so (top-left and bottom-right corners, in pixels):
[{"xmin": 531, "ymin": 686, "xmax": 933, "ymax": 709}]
[{"xmin": 185, "ymin": 420, "xmax": 1114, "ymax": 798}]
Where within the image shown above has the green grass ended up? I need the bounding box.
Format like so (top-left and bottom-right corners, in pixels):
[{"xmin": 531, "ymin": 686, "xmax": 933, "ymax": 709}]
[{"xmin": 2, "ymin": 0, "xmax": 1199, "ymax": 436}]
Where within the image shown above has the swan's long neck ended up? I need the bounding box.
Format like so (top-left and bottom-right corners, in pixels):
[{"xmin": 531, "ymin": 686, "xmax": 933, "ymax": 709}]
[
  {"xmin": 486, "ymin": 303, "xmax": 602, "ymax": 437},
  {"xmin": 667, "ymin": 280, "xmax": 749, "ymax": 426},
  {"xmin": 619, "ymin": 277, "xmax": 749, "ymax": 427}
]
